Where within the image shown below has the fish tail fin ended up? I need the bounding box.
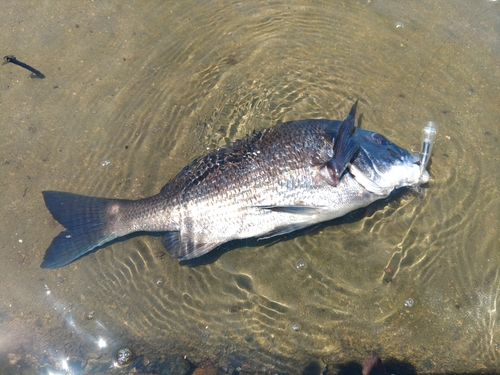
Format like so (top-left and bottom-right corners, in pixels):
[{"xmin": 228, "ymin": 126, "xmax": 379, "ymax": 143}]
[
  {"xmin": 41, "ymin": 191, "xmax": 128, "ymax": 268},
  {"xmin": 327, "ymin": 100, "xmax": 360, "ymax": 185}
]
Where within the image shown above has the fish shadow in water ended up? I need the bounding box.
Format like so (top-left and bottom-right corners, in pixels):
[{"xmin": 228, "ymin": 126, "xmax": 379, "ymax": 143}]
[{"xmin": 181, "ymin": 187, "xmax": 422, "ymax": 267}]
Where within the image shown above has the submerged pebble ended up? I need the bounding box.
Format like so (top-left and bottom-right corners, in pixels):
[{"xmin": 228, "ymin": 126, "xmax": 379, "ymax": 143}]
[
  {"xmin": 230, "ymin": 305, "xmax": 243, "ymax": 313},
  {"xmin": 296, "ymin": 259, "xmax": 307, "ymax": 270},
  {"xmin": 116, "ymin": 347, "xmax": 133, "ymax": 366},
  {"xmin": 404, "ymin": 298, "xmax": 414, "ymax": 308}
]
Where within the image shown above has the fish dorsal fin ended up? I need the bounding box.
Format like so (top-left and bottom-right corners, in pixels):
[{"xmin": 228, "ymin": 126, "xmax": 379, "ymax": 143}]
[
  {"xmin": 326, "ymin": 100, "xmax": 360, "ymax": 185},
  {"xmin": 162, "ymin": 231, "xmax": 220, "ymax": 260}
]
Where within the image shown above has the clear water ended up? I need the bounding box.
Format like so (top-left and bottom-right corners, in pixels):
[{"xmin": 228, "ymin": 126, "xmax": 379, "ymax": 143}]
[{"xmin": 1, "ymin": 1, "xmax": 499, "ymax": 374}]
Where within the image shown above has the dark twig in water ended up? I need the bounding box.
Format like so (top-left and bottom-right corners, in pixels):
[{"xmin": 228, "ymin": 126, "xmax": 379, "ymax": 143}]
[{"xmin": 3, "ymin": 55, "xmax": 45, "ymax": 79}]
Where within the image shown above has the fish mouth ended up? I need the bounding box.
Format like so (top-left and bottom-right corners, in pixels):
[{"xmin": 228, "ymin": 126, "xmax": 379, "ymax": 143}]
[
  {"xmin": 410, "ymin": 154, "xmax": 430, "ymax": 185},
  {"xmin": 348, "ymin": 155, "xmax": 429, "ymax": 196}
]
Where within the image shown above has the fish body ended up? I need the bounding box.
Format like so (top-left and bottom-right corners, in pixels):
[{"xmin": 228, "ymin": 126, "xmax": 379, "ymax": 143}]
[{"xmin": 42, "ymin": 102, "xmax": 429, "ymax": 268}]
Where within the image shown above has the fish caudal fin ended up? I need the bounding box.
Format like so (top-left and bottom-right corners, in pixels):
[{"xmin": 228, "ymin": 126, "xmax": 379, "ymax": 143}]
[
  {"xmin": 327, "ymin": 100, "xmax": 360, "ymax": 185},
  {"xmin": 41, "ymin": 191, "xmax": 125, "ymax": 268}
]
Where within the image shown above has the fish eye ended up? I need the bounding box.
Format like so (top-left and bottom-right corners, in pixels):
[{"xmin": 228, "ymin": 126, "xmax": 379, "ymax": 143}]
[{"xmin": 372, "ymin": 133, "xmax": 389, "ymax": 145}]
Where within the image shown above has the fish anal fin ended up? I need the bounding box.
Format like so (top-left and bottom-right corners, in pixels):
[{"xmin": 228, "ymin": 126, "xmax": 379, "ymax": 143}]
[{"xmin": 162, "ymin": 231, "xmax": 220, "ymax": 260}]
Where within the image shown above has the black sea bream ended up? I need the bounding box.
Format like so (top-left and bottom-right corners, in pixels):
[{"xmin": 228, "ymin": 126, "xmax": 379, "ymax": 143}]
[{"xmin": 42, "ymin": 101, "xmax": 429, "ymax": 268}]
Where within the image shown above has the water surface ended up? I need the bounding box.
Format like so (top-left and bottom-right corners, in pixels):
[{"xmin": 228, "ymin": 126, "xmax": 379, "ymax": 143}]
[{"xmin": 0, "ymin": 1, "xmax": 499, "ymax": 374}]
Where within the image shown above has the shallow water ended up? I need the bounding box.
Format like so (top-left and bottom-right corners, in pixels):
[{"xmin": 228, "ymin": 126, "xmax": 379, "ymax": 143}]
[{"xmin": 1, "ymin": 1, "xmax": 499, "ymax": 374}]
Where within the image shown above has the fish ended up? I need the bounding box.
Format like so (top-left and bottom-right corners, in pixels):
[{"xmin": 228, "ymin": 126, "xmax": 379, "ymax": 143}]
[{"xmin": 41, "ymin": 101, "xmax": 429, "ymax": 268}]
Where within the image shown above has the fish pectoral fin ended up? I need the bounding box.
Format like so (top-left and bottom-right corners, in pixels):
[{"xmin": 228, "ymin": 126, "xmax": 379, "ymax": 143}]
[
  {"xmin": 254, "ymin": 205, "xmax": 324, "ymax": 215},
  {"xmin": 326, "ymin": 100, "xmax": 360, "ymax": 186},
  {"xmin": 162, "ymin": 231, "xmax": 220, "ymax": 260}
]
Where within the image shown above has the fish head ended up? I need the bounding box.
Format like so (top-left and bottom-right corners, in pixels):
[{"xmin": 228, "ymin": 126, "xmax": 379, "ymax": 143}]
[{"xmin": 348, "ymin": 128, "xmax": 429, "ymax": 196}]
